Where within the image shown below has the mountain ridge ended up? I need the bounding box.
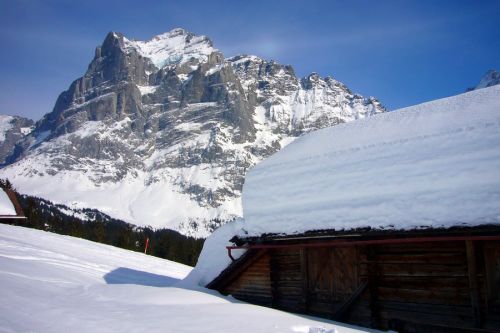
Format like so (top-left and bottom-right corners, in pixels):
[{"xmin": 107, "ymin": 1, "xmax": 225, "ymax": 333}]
[
  {"xmin": 466, "ymin": 69, "xmax": 499, "ymax": 92},
  {"xmin": 1, "ymin": 28, "xmax": 384, "ymax": 236}
]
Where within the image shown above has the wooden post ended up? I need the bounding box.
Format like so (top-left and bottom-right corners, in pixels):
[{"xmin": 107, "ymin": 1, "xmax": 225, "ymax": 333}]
[
  {"xmin": 144, "ymin": 237, "xmax": 150, "ymax": 254},
  {"xmin": 269, "ymin": 250, "xmax": 278, "ymax": 308},
  {"xmin": 366, "ymin": 246, "xmax": 380, "ymax": 329},
  {"xmin": 466, "ymin": 240, "xmax": 482, "ymax": 328},
  {"xmin": 300, "ymin": 248, "xmax": 309, "ymax": 313}
]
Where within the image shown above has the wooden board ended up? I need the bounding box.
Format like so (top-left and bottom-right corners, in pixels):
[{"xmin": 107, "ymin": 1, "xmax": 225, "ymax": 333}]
[{"xmin": 223, "ymin": 252, "xmax": 272, "ymax": 306}]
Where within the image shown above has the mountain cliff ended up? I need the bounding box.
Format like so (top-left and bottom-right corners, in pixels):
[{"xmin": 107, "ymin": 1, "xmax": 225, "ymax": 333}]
[
  {"xmin": 0, "ymin": 115, "xmax": 34, "ymax": 165},
  {"xmin": 0, "ymin": 28, "xmax": 384, "ymax": 236}
]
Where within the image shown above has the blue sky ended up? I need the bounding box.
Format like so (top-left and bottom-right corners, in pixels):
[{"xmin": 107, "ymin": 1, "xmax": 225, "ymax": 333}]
[{"xmin": 1, "ymin": 0, "xmax": 499, "ymax": 120}]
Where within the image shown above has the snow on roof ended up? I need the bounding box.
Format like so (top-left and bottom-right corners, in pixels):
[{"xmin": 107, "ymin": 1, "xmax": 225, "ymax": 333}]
[
  {"xmin": 241, "ymin": 85, "xmax": 500, "ymax": 236},
  {"xmin": 0, "ymin": 188, "xmax": 16, "ymax": 215}
]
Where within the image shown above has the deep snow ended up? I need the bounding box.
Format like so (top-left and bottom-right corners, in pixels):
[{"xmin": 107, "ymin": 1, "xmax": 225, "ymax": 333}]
[
  {"xmin": 241, "ymin": 85, "xmax": 500, "ymax": 236},
  {"xmin": 0, "ymin": 224, "xmax": 381, "ymax": 333}
]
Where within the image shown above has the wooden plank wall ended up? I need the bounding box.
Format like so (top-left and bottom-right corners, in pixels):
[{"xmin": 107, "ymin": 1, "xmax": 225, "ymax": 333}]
[
  {"xmin": 221, "ymin": 240, "xmax": 500, "ymax": 333},
  {"xmin": 356, "ymin": 241, "xmax": 476, "ymax": 331},
  {"xmin": 270, "ymin": 249, "xmax": 304, "ymax": 312},
  {"xmin": 303, "ymin": 247, "xmax": 359, "ymax": 318},
  {"xmin": 483, "ymin": 241, "xmax": 500, "ymax": 330},
  {"xmin": 350, "ymin": 240, "xmax": 500, "ymax": 332},
  {"xmin": 223, "ymin": 251, "xmax": 273, "ymax": 306}
]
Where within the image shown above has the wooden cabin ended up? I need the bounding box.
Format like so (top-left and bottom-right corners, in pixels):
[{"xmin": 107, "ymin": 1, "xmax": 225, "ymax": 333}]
[
  {"xmin": 204, "ymin": 87, "xmax": 500, "ymax": 333},
  {"xmin": 208, "ymin": 227, "xmax": 500, "ymax": 332},
  {"xmin": 0, "ymin": 187, "xmax": 26, "ymax": 224}
]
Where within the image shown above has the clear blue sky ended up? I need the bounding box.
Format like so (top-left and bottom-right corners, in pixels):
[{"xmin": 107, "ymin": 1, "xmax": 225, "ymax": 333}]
[{"xmin": 1, "ymin": 0, "xmax": 499, "ymax": 120}]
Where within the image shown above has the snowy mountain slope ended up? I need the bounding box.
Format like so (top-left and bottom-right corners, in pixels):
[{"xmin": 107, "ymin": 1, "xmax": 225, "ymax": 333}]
[
  {"xmin": 0, "ymin": 28, "xmax": 384, "ymax": 237},
  {"xmin": 241, "ymin": 85, "xmax": 500, "ymax": 236},
  {"xmin": 474, "ymin": 69, "xmax": 500, "ymax": 90},
  {"xmin": 0, "ymin": 224, "xmax": 380, "ymax": 333}
]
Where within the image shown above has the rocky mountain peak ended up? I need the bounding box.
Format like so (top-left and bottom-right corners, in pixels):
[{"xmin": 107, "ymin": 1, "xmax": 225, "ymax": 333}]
[
  {"xmin": 466, "ymin": 69, "xmax": 500, "ymax": 92},
  {"xmin": 475, "ymin": 69, "xmax": 500, "ymax": 90},
  {"xmin": 0, "ymin": 28, "xmax": 386, "ymax": 237}
]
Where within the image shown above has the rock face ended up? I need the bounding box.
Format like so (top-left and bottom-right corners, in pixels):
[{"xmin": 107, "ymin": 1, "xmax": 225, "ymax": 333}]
[
  {"xmin": 0, "ymin": 115, "xmax": 34, "ymax": 165},
  {"xmin": 0, "ymin": 28, "xmax": 385, "ymax": 237}
]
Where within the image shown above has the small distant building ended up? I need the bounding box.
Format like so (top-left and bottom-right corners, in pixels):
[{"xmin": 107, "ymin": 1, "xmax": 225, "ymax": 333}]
[
  {"xmin": 206, "ymin": 86, "xmax": 500, "ymax": 332},
  {"xmin": 0, "ymin": 187, "xmax": 26, "ymax": 224}
]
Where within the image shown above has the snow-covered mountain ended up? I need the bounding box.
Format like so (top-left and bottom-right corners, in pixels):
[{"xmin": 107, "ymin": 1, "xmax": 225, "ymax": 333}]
[
  {"xmin": 468, "ymin": 69, "xmax": 500, "ymax": 91},
  {"xmin": 0, "ymin": 115, "xmax": 33, "ymax": 165},
  {"xmin": 0, "ymin": 28, "xmax": 384, "ymax": 237}
]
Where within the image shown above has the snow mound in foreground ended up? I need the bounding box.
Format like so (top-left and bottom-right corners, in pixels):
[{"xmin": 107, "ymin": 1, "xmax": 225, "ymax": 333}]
[
  {"xmin": 242, "ymin": 85, "xmax": 500, "ymax": 236},
  {"xmin": 0, "ymin": 224, "xmax": 380, "ymax": 333}
]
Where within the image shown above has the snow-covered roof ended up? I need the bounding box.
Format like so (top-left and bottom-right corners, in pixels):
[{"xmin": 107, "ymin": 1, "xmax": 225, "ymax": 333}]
[
  {"xmin": 0, "ymin": 188, "xmax": 16, "ymax": 216},
  {"xmin": 241, "ymin": 85, "xmax": 500, "ymax": 236}
]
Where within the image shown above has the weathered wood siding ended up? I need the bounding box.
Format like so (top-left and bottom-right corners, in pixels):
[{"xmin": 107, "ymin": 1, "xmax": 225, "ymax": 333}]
[
  {"xmin": 223, "ymin": 251, "xmax": 272, "ymax": 306},
  {"xmin": 220, "ymin": 240, "xmax": 500, "ymax": 333},
  {"xmin": 483, "ymin": 241, "xmax": 500, "ymax": 330},
  {"xmin": 354, "ymin": 241, "xmax": 486, "ymax": 332},
  {"xmin": 303, "ymin": 247, "xmax": 359, "ymax": 317},
  {"xmin": 271, "ymin": 249, "xmax": 304, "ymax": 311}
]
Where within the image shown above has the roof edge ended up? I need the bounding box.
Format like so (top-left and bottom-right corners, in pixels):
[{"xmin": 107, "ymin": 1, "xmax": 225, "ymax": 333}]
[{"xmin": 232, "ymin": 224, "xmax": 500, "ymax": 246}]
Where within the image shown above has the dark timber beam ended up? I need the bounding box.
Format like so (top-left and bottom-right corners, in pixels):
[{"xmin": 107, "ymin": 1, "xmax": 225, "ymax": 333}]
[
  {"xmin": 227, "ymin": 235, "xmax": 500, "ymax": 257},
  {"xmin": 466, "ymin": 240, "xmax": 482, "ymax": 328},
  {"xmin": 366, "ymin": 246, "xmax": 380, "ymax": 329},
  {"xmin": 299, "ymin": 249, "xmax": 309, "ymax": 312}
]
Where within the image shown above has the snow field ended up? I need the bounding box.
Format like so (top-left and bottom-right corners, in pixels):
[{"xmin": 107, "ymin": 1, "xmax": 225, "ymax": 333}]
[{"xmin": 0, "ymin": 224, "xmax": 382, "ymax": 333}]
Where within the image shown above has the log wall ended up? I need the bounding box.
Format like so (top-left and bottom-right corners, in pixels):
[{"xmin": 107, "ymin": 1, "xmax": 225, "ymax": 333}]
[
  {"xmin": 220, "ymin": 240, "xmax": 500, "ymax": 333},
  {"xmin": 223, "ymin": 251, "xmax": 272, "ymax": 306}
]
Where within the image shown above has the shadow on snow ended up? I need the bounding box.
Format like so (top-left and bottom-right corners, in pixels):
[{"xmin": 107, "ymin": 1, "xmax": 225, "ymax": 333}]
[
  {"xmin": 102, "ymin": 268, "xmax": 378, "ymax": 331},
  {"xmin": 103, "ymin": 267, "xmax": 180, "ymax": 287}
]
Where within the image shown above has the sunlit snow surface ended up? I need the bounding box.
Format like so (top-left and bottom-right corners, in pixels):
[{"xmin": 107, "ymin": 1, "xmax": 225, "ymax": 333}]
[
  {"xmin": 242, "ymin": 85, "xmax": 500, "ymax": 236},
  {"xmin": 0, "ymin": 224, "xmax": 380, "ymax": 333}
]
